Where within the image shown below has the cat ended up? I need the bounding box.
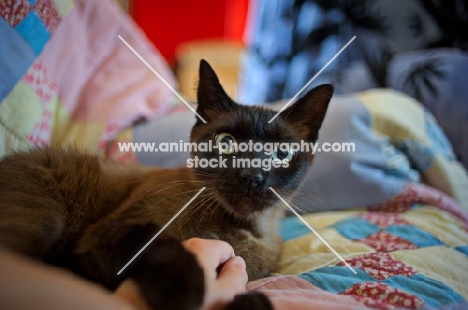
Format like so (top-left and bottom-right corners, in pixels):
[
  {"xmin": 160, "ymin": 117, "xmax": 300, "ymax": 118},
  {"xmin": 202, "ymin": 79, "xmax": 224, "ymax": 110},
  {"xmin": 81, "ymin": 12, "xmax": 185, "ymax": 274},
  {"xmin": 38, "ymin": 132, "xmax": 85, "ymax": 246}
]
[{"xmin": 0, "ymin": 60, "xmax": 333, "ymax": 310}]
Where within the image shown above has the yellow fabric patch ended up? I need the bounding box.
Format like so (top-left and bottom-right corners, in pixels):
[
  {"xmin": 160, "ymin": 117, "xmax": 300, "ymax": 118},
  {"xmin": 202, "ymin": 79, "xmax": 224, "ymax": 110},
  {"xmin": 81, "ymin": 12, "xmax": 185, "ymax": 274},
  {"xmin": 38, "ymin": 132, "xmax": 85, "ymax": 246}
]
[
  {"xmin": 0, "ymin": 82, "xmax": 42, "ymax": 147},
  {"xmin": 425, "ymin": 158, "xmax": 468, "ymax": 211},
  {"xmin": 402, "ymin": 206, "xmax": 468, "ymax": 247},
  {"xmin": 277, "ymin": 229, "xmax": 374, "ymax": 275},
  {"xmin": 302, "ymin": 211, "xmax": 363, "ymax": 229},
  {"xmin": 357, "ymin": 88, "xmax": 468, "ymax": 211},
  {"xmin": 53, "ymin": 0, "xmax": 76, "ymax": 17},
  {"xmin": 357, "ymin": 89, "xmax": 427, "ymax": 143},
  {"xmin": 0, "ymin": 125, "xmax": 31, "ymax": 159},
  {"xmin": 392, "ymin": 247, "xmax": 468, "ymax": 299},
  {"xmin": 51, "ymin": 103, "xmax": 104, "ymax": 152},
  {"xmin": 113, "ymin": 126, "xmax": 134, "ymax": 143}
]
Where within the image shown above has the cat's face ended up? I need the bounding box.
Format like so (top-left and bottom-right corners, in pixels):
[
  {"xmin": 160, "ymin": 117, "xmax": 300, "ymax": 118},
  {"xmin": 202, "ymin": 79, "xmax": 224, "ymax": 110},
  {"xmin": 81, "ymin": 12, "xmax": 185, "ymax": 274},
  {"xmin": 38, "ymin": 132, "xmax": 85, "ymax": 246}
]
[{"xmin": 189, "ymin": 60, "xmax": 333, "ymax": 218}]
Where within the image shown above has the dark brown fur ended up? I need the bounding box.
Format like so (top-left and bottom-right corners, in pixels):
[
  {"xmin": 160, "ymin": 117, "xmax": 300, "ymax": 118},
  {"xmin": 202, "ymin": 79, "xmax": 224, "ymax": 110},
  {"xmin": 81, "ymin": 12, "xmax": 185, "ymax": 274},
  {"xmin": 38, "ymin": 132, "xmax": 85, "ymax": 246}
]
[{"xmin": 0, "ymin": 60, "xmax": 332, "ymax": 309}]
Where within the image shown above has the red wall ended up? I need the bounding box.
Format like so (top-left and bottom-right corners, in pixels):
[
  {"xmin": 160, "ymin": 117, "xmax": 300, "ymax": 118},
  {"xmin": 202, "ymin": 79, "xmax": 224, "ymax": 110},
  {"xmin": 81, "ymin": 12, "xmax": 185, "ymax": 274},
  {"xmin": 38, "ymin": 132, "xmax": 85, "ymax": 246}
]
[{"xmin": 131, "ymin": 0, "xmax": 249, "ymax": 64}]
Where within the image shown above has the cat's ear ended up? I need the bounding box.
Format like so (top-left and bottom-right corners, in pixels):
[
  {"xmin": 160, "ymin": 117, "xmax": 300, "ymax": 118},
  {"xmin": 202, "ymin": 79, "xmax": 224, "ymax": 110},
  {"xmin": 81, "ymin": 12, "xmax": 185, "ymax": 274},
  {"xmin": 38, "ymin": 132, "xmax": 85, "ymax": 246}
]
[
  {"xmin": 282, "ymin": 84, "xmax": 333, "ymax": 141},
  {"xmin": 196, "ymin": 59, "xmax": 236, "ymax": 123}
]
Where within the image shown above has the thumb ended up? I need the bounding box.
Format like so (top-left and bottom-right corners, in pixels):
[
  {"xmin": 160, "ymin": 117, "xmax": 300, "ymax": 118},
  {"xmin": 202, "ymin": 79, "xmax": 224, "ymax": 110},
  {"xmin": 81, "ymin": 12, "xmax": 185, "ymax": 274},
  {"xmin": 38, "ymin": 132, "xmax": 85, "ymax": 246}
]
[{"xmin": 217, "ymin": 256, "xmax": 248, "ymax": 294}]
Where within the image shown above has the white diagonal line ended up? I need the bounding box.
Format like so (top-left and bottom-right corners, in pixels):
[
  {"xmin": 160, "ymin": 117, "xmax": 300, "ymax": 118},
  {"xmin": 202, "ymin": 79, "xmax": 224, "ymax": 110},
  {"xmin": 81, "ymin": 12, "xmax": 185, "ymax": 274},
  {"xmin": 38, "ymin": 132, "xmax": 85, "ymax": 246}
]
[
  {"xmin": 117, "ymin": 187, "xmax": 206, "ymax": 275},
  {"xmin": 268, "ymin": 36, "xmax": 356, "ymax": 123},
  {"xmin": 269, "ymin": 187, "xmax": 357, "ymax": 274},
  {"xmin": 118, "ymin": 35, "xmax": 207, "ymax": 124}
]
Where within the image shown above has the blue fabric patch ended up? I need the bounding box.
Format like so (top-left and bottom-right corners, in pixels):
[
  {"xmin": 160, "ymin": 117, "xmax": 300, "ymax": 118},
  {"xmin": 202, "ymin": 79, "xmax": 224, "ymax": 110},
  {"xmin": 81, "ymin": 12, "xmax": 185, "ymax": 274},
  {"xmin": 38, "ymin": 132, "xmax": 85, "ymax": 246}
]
[
  {"xmin": 384, "ymin": 274, "xmax": 465, "ymax": 307},
  {"xmin": 15, "ymin": 11, "xmax": 50, "ymax": 56},
  {"xmin": 377, "ymin": 136, "xmax": 421, "ymax": 182},
  {"xmin": 0, "ymin": 18, "xmax": 35, "ymax": 102},
  {"xmin": 424, "ymin": 110, "xmax": 456, "ymax": 161},
  {"xmin": 385, "ymin": 225, "xmax": 444, "ymax": 248},
  {"xmin": 333, "ymin": 217, "xmax": 380, "ymax": 240},
  {"xmin": 299, "ymin": 266, "xmax": 374, "ymax": 293},
  {"xmin": 398, "ymin": 140, "xmax": 436, "ymax": 171},
  {"xmin": 28, "ymin": 0, "xmax": 37, "ymax": 4},
  {"xmin": 455, "ymin": 246, "xmax": 468, "ymax": 257},
  {"xmin": 280, "ymin": 216, "xmax": 311, "ymax": 241}
]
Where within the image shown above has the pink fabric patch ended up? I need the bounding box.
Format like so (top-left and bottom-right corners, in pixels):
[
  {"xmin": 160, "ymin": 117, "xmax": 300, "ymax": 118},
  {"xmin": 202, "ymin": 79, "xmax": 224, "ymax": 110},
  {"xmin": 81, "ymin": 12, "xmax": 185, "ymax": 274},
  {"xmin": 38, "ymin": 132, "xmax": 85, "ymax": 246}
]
[
  {"xmin": 98, "ymin": 123, "xmax": 120, "ymax": 151},
  {"xmin": 340, "ymin": 282, "xmax": 425, "ymax": 310},
  {"xmin": 340, "ymin": 253, "xmax": 417, "ymax": 281},
  {"xmin": 105, "ymin": 138, "xmax": 139, "ymax": 164},
  {"xmin": 23, "ymin": 59, "xmax": 58, "ymax": 106},
  {"xmin": 26, "ymin": 109, "xmax": 52, "ymax": 146},
  {"xmin": 360, "ymin": 212, "xmax": 409, "ymax": 229},
  {"xmin": 0, "ymin": 0, "xmax": 30, "ymax": 27},
  {"xmin": 247, "ymin": 276, "xmax": 364, "ymax": 310},
  {"xmin": 409, "ymin": 183, "xmax": 468, "ymax": 229},
  {"xmin": 371, "ymin": 183, "xmax": 468, "ymax": 229},
  {"xmin": 23, "ymin": 58, "xmax": 57, "ymax": 147},
  {"xmin": 358, "ymin": 231, "xmax": 417, "ymax": 252},
  {"xmin": 370, "ymin": 185, "xmax": 420, "ymax": 213},
  {"xmin": 40, "ymin": 0, "xmax": 177, "ymax": 147},
  {"xmin": 33, "ymin": 0, "xmax": 61, "ymax": 34}
]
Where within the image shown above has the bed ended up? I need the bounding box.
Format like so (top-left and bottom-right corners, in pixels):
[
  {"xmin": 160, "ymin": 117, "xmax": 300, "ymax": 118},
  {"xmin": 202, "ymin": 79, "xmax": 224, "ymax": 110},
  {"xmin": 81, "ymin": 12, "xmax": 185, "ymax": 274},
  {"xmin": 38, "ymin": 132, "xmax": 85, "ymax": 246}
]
[{"xmin": 1, "ymin": 0, "xmax": 467, "ymax": 309}]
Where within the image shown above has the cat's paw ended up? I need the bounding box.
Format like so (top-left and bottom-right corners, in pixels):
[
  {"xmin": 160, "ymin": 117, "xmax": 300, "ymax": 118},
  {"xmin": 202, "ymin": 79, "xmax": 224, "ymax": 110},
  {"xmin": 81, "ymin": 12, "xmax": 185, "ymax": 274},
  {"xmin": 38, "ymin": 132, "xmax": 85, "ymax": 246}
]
[
  {"xmin": 224, "ymin": 292, "xmax": 273, "ymax": 310},
  {"xmin": 128, "ymin": 237, "xmax": 205, "ymax": 310}
]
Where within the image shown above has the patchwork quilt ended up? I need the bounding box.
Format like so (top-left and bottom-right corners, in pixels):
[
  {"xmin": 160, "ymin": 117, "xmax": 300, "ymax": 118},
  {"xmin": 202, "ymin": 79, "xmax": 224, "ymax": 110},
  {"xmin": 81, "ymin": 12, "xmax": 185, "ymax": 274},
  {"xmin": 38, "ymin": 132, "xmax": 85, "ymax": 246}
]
[
  {"xmin": 0, "ymin": 0, "xmax": 177, "ymax": 159},
  {"xmin": 295, "ymin": 90, "xmax": 468, "ymax": 214},
  {"xmin": 251, "ymin": 194, "xmax": 468, "ymax": 310},
  {"xmin": 118, "ymin": 89, "xmax": 468, "ymax": 310},
  {"xmin": 244, "ymin": 91, "xmax": 468, "ymax": 309}
]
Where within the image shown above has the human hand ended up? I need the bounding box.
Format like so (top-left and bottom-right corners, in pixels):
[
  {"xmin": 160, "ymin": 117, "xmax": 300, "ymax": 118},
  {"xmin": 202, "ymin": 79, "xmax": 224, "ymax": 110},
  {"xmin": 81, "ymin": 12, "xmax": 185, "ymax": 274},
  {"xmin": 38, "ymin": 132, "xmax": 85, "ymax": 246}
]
[
  {"xmin": 114, "ymin": 238, "xmax": 248, "ymax": 310},
  {"xmin": 182, "ymin": 238, "xmax": 248, "ymax": 310}
]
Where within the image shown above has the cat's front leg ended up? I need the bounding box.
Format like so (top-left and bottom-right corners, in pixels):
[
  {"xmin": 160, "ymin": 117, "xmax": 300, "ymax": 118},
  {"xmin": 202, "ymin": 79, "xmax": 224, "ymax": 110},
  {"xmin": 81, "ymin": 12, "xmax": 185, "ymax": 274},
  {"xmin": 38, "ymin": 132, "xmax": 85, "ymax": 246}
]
[
  {"xmin": 78, "ymin": 221, "xmax": 273, "ymax": 310},
  {"xmin": 76, "ymin": 221, "xmax": 205, "ymax": 310},
  {"xmin": 225, "ymin": 292, "xmax": 273, "ymax": 310},
  {"xmin": 227, "ymin": 229, "xmax": 282, "ymax": 281}
]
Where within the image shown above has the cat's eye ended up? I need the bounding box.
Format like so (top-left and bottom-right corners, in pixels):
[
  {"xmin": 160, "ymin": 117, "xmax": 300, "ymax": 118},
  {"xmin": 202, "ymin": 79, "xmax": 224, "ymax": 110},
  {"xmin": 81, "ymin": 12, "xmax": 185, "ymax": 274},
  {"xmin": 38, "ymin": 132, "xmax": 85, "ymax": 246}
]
[
  {"xmin": 271, "ymin": 148, "xmax": 295, "ymax": 163},
  {"xmin": 215, "ymin": 133, "xmax": 237, "ymax": 154}
]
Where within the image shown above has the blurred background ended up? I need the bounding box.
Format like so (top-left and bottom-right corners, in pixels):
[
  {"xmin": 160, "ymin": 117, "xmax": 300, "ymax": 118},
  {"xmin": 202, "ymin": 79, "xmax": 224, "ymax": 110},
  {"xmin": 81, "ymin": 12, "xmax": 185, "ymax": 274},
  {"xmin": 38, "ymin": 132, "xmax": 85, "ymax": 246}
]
[
  {"xmin": 116, "ymin": 0, "xmax": 249, "ymax": 102},
  {"xmin": 116, "ymin": 0, "xmax": 467, "ymax": 167}
]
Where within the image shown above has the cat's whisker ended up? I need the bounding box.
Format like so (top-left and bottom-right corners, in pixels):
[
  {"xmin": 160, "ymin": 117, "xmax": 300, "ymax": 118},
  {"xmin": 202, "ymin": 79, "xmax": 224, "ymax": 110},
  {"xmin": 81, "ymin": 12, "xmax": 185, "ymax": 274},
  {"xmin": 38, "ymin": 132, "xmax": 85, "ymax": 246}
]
[
  {"xmin": 142, "ymin": 180, "xmax": 210, "ymax": 197},
  {"xmin": 142, "ymin": 188, "xmax": 208, "ymax": 210},
  {"xmin": 190, "ymin": 197, "xmax": 219, "ymax": 232},
  {"xmin": 274, "ymin": 189, "xmax": 310, "ymax": 216},
  {"xmin": 130, "ymin": 182, "xmax": 198, "ymax": 204},
  {"xmin": 207, "ymin": 200, "xmax": 222, "ymax": 226},
  {"xmin": 176, "ymin": 192, "xmax": 217, "ymax": 229},
  {"xmin": 288, "ymin": 202, "xmax": 308, "ymax": 216},
  {"xmin": 185, "ymin": 196, "xmax": 219, "ymax": 232},
  {"xmin": 292, "ymin": 195, "xmax": 328, "ymax": 212},
  {"xmin": 274, "ymin": 188, "xmax": 328, "ymax": 212},
  {"xmin": 178, "ymin": 199, "xmax": 207, "ymax": 229},
  {"xmin": 292, "ymin": 188, "xmax": 328, "ymax": 204}
]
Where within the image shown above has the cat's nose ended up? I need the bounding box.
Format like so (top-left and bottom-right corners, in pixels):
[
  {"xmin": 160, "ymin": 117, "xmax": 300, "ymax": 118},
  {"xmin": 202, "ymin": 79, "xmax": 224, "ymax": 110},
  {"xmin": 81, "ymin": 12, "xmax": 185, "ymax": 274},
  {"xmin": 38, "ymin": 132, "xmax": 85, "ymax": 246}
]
[{"xmin": 238, "ymin": 168, "xmax": 264, "ymax": 188}]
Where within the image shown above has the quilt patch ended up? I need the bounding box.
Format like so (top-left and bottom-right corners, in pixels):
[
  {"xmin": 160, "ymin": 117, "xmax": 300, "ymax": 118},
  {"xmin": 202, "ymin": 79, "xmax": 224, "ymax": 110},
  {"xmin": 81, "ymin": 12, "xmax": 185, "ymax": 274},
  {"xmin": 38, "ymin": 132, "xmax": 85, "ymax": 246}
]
[
  {"xmin": 0, "ymin": 0, "xmax": 31, "ymax": 27},
  {"xmin": 282, "ymin": 198, "xmax": 468, "ymax": 309},
  {"xmin": 343, "ymin": 253, "xmax": 417, "ymax": 281},
  {"xmin": 340, "ymin": 282, "xmax": 425, "ymax": 310},
  {"xmin": 33, "ymin": 0, "xmax": 61, "ymax": 34},
  {"xmin": 0, "ymin": 0, "xmax": 65, "ymax": 101},
  {"xmin": 23, "ymin": 58, "xmax": 57, "ymax": 105}
]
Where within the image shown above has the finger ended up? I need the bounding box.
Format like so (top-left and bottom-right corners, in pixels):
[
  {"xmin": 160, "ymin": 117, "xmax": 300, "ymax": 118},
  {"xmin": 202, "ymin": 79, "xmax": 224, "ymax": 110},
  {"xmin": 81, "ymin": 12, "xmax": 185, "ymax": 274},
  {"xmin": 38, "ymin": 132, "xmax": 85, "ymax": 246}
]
[
  {"xmin": 216, "ymin": 256, "xmax": 248, "ymax": 294},
  {"xmin": 114, "ymin": 280, "xmax": 150, "ymax": 310},
  {"xmin": 183, "ymin": 238, "xmax": 235, "ymax": 270}
]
